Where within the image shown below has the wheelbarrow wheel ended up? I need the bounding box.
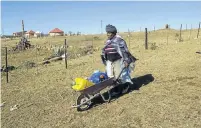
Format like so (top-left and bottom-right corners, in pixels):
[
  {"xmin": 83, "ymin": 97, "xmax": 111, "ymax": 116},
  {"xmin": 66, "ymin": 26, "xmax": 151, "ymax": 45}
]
[{"xmin": 77, "ymin": 94, "xmax": 92, "ymax": 111}]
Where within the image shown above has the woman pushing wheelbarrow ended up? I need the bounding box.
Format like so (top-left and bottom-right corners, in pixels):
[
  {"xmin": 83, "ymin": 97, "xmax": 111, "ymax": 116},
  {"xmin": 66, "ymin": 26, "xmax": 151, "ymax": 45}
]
[
  {"xmin": 101, "ymin": 24, "xmax": 137, "ymax": 96},
  {"xmin": 71, "ymin": 24, "xmax": 137, "ymax": 111}
]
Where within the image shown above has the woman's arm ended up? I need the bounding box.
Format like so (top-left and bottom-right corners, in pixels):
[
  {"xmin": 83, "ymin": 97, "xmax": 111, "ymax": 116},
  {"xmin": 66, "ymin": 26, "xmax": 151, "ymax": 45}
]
[{"xmin": 118, "ymin": 39, "xmax": 131, "ymax": 65}]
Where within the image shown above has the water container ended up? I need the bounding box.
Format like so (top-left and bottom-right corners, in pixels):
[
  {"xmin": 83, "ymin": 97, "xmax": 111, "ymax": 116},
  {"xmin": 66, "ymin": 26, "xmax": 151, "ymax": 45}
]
[{"xmin": 72, "ymin": 78, "xmax": 94, "ymax": 91}]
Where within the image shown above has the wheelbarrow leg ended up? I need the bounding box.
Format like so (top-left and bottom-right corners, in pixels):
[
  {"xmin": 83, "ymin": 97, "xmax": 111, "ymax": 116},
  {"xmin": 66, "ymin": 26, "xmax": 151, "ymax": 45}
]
[{"xmin": 100, "ymin": 90, "xmax": 111, "ymax": 103}]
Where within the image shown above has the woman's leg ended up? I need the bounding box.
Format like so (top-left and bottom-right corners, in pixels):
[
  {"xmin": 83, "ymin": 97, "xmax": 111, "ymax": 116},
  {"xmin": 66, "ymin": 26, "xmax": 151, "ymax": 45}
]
[
  {"xmin": 106, "ymin": 60, "xmax": 114, "ymax": 78},
  {"xmin": 112, "ymin": 59, "xmax": 122, "ymax": 79}
]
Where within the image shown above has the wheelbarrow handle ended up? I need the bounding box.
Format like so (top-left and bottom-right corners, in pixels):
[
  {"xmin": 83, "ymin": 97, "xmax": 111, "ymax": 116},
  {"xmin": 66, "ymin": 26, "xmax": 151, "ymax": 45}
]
[{"xmin": 115, "ymin": 66, "xmax": 128, "ymax": 81}]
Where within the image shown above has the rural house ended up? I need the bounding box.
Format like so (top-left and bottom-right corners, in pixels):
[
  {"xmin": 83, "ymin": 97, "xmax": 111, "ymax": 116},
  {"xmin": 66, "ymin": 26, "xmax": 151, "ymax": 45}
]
[
  {"xmin": 13, "ymin": 31, "xmax": 27, "ymax": 37},
  {"xmin": 25, "ymin": 30, "xmax": 35, "ymax": 38},
  {"xmin": 49, "ymin": 28, "xmax": 64, "ymax": 36}
]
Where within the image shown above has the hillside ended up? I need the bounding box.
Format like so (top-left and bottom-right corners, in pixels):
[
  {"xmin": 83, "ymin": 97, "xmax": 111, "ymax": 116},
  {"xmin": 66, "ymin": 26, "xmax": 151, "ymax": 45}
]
[{"xmin": 1, "ymin": 29, "xmax": 201, "ymax": 128}]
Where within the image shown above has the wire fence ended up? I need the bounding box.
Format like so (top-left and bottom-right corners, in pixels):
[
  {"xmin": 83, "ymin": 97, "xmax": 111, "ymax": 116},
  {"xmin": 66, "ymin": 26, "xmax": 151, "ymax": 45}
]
[{"xmin": 1, "ymin": 23, "xmax": 201, "ymax": 83}]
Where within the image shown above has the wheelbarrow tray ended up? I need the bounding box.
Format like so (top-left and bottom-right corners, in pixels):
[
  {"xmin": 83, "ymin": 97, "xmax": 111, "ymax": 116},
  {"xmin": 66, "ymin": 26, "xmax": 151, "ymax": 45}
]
[
  {"xmin": 79, "ymin": 77, "xmax": 116, "ymax": 95},
  {"xmin": 72, "ymin": 67, "xmax": 128, "ymax": 111},
  {"xmin": 72, "ymin": 77, "xmax": 120, "ymax": 110}
]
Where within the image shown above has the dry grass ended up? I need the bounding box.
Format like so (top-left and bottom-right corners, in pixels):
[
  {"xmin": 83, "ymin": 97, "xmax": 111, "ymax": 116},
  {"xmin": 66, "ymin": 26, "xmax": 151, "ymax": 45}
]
[{"xmin": 1, "ymin": 29, "xmax": 201, "ymax": 128}]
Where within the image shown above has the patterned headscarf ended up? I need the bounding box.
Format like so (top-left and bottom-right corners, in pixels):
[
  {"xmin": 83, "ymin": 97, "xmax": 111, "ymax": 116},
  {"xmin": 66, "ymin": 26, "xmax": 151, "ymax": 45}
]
[{"xmin": 105, "ymin": 24, "xmax": 117, "ymax": 34}]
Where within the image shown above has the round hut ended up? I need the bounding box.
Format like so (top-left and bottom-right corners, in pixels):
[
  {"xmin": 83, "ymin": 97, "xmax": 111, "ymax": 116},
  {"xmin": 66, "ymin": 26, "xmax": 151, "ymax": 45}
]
[{"xmin": 49, "ymin": 28, "xmax": 64, "ymax": 36}]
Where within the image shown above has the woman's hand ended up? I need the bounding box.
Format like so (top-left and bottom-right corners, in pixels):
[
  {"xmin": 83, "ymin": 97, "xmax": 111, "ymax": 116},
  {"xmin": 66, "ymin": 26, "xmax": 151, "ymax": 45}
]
[{"xmin": 124, "ymin": 61, "xmax": 129, "ymax": 67}]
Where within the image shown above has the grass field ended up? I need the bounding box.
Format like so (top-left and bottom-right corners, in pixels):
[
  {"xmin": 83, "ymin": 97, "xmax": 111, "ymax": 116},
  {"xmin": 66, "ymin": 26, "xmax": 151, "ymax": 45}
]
[{"xmin": 1, "ymin": 29, "xmax": 201, "ymax": 128}]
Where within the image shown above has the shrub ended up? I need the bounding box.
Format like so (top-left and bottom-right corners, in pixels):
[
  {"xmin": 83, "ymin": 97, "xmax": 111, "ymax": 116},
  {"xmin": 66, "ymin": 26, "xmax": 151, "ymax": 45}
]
[{"xmin": 150, "ymin": 42, "xmax": 157, "ymax": 50}]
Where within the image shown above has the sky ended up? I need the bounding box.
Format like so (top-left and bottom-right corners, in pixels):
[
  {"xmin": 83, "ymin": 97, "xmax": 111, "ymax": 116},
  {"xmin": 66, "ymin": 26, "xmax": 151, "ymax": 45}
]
[{"xmin": 1, "ymin": 1, "xmax": 201, "ymax": 35}]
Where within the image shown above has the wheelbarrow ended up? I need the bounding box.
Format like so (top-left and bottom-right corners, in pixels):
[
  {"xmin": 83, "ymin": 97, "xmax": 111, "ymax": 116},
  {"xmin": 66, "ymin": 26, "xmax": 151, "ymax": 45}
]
[{"xmin": 71, "ymin": 67, "xmax": 130, "ymax": 111}]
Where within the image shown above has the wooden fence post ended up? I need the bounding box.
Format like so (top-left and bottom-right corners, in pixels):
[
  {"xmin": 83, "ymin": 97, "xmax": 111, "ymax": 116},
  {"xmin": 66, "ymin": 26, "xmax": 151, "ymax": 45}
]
[
  {"xmin": 92, "ymin": 35, "xmax": 94, "ymax": 63},
  {"xmin": 197, "ymin": 22, "xmax": 201, "ymax": 38},
  {"xmin": 64, "ymin": 39, "xmax": 67, "ymax": 69},
  {"xmin": 189, "ymin": 24, "xmax": 192, "ymax": 40},
  {"xmin": 166, "ymin": 28, "xmax": 169, "ymax": 45},
  {"xmin": 22, "ymin": 20, "xmax": 24, "ymax": 37},
  {"xmin": 145, "ymin": 28, "xmax": 148, "ymax": 49},
  {"xmin": 186, "ymin": 24, "xmax": 187, "ymax": 31},
  {"xmin": 179, "ymin": 24, "xmax": 182, "ymax": 42},
  {"xmin": 128, "ymin": 29, "xmax": 130, "ymax": 50},
  {"xmin": 5, "ymin": 47, "xmax": 8, "ymax": 83}
]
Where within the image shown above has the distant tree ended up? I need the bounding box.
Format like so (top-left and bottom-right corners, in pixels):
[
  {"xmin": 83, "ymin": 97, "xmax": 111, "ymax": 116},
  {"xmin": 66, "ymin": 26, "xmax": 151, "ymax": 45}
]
[
  {"xmin": 165, "ymin": 24, "xmax": 169, "ymax": 29},
  {"xmin": 77, "ymin": 31, "xmax": 81, "ymax": 36},
  {"xmin": 68, "ymin": 31, "xmax": 72, "ymax": 36}
]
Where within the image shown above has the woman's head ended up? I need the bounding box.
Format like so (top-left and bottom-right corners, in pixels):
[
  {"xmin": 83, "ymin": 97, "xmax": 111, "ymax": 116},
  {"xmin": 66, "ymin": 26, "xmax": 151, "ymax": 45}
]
[{"xmin": 105, "ymin": 24, "xmax": 117, "ymax": 39}]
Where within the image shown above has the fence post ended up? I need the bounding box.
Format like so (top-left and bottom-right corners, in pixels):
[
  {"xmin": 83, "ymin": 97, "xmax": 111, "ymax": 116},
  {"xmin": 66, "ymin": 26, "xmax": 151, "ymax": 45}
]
[
  {"xmin": 189, "ymin": 24, "xmax": 192, "ymax": 40},
  {"xmin": 197, "ymin": 22, "xmax": 201, "ymax": 38},
  {"xmin": 166, "ymin": 28, "xmax": 169, "ymax": 45},
  {"xmin": 186, "ymin": 24, "xmax": 187, "ymax": 31},
  {"xmin": 22, "ymin": 20, "xmax": 24, "ymax": 37},
  {"xmin": 145, "ymin": 28, "xmax": 148, "ymax": 49},
  {"xmin": 64, "ymin": 39, "xmax": 67, "ymax": 69},
  {"xmin": 128, "ymin": 29, "xmax": 130, "ymax": 50},
  {"xmin": 179, "ymin": 24, "xmax": 182, "ymax": 42},
  {"xmin": 5, "ymin": 47, "xmax": 8, "ymax": 83},
  {"xmin": 92, "ymin": 35, "xmax": 94, "ymax": 63}
]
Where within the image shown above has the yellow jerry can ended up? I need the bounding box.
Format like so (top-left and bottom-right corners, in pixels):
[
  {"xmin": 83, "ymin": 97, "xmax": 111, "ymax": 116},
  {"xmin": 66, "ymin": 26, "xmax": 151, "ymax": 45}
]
[{"xmin": 72, "ymin": 78, "xmax": 94, "ymax": 91}]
